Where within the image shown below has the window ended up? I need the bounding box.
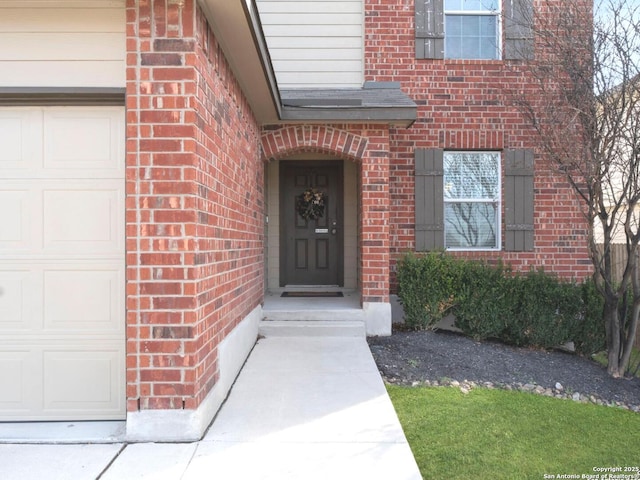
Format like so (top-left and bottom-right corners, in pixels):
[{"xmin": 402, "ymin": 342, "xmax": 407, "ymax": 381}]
[
  {"xmin": 444, "ymin": 0, "xmax": 500, "ymax": 60},
  {"xmin": 415, "ymin": 0, "xmax": 533, "ymax": 60},
  {"xmin": 415, "ymin": 148, "xmax": 534, "ymax": 252},
  {"xmin": 444, "ymin": 151, "xmax": 500, "ymax": 249}
]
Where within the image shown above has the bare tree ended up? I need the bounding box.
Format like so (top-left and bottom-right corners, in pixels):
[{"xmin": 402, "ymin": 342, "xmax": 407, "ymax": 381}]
[{"xmin": 512, "ymin": 0, "xmax": 640, "ymax": 377}]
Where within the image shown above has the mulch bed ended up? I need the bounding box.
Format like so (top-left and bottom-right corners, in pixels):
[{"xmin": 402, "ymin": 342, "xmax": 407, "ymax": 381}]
[{"xmin": 367, "ymin": 329, "xmax": 640, "ymax": 411}]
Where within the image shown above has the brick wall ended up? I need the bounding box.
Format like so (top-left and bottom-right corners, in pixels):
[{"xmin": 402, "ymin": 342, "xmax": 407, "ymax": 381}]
[
  {"xmin": 364, "ymin": 0, "xmax": 593, "ymax": 289},
  {"xmin": 126, "ymin": 0, "xmax": 263, "ymax": 412}
]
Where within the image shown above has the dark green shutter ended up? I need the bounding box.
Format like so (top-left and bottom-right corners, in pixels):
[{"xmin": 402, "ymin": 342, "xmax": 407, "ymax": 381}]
[
  {"xmin": 505, "ymin": 149, "xmax": 534, "ymax": 251},
  {"xmin": 415, "ymin": 0, "xmax": 444, "ymax": 59},
  {"xmin": 415, "ymin": 149, "xmax": 444, "ymax": 250},
  {"xmin": 504, "ymin": 0, "xmax": 534, "ymax": 60}
]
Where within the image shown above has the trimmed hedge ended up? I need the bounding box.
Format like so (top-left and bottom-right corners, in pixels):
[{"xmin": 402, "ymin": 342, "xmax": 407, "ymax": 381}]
[
  {"xmin": 454, "ymin": 259, "xmax": 515, "ymax": 341},
  {"xmin": 397, "ymin": 252, "xmax": 463, "ymax": 328},
  {"xmin": 397, "ymin": 252, "xmax": 606, "ymax": 355}
]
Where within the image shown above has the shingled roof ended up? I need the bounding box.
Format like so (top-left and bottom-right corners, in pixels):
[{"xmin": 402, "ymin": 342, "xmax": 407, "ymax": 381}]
[{"xmin": 280, "ymin": 82, "xmax": 417, "ymax": 127}]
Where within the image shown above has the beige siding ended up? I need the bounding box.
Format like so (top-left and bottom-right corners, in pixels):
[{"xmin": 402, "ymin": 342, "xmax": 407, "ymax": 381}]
[
  {"xmin": 0, "ymin": 1, "xmax": 125, "ymax": 88},
  {"xmin": 256, "ymin": 0, "xmax": 363, "ymax": 88}
]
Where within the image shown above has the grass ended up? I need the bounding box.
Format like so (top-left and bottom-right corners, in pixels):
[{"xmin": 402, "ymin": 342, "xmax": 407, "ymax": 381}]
[
  {"xmin": 593, "ymin": 346, "xmax": 640, "ymax": 378},
  {"xmin": 388, "ymin": 385, "xmax": 640, "ymax": 480}
]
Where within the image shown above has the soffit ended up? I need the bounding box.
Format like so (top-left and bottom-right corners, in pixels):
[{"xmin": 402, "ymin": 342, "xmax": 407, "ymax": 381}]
[{"xmin": 198, "ymin": 0, "xmax": 281, "ymax": 123}]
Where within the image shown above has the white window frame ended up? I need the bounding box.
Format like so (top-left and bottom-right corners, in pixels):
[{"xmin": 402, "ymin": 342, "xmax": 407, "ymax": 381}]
[
  {"xmin": 443, "ymin": 151, "xmax": 502, "ymax": 251},
  {"xmin": 444, "ymin": 0, "xmax": 502, "ymax": 60}
]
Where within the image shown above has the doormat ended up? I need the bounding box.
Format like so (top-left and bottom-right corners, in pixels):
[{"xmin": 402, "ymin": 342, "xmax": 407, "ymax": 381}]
[{"xmin": 281, "ymin": 292, "xmax": 344, "ymax": 298}]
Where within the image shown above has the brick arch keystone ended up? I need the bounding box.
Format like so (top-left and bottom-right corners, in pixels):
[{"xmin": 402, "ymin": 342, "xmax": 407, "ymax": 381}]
[{"xmin": 261, "ymin": 126, "xmax": 368, "ymax": 162}]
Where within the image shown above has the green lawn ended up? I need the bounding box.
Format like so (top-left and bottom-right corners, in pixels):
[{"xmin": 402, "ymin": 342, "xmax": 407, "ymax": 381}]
[{"xmin": 388, "ymin": 385, "xmax": 640, "ymax": 480}]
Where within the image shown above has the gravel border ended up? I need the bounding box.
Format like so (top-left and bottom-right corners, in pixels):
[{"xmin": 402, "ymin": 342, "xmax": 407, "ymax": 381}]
[{"xmin": 367, "ymin": 329, "xmax": 640, "ymax": 412}]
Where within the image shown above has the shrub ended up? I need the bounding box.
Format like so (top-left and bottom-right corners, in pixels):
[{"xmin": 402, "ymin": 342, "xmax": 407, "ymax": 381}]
[
  {"xmin": 396, "ymin": 252, "xmax": 604, "ymax": 352},
  {"xmin": 503, "ymin": 269, "xmax": 582, "ymax": 348},
  {"xmin": 454, "ymin": 260, "xmax": 515, "ymax": 340},
  {"xmin": 397, "ymin": 252, "xmax": 463, "ymax": 329},
  {"xmin": 571, "ymin": 279, "xmax": 606, "ymax": 355}
]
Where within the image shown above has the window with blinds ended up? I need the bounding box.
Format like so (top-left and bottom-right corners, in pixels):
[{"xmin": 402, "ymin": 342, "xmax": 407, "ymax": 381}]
[{"xmin": 443, "ymin": 151, "xmax": 501, "ymax": 249}]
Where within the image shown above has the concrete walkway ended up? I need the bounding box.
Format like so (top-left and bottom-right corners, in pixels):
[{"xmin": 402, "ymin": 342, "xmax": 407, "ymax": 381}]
[{"xmin": 0, "ymin": 336, "xmax": 421, "ymax": 480}]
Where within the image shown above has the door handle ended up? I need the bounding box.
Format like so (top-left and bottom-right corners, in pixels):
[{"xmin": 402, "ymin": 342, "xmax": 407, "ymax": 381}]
[{"xmin": 331, "ymin": 220, "xmax": 337, "ymax": 235}]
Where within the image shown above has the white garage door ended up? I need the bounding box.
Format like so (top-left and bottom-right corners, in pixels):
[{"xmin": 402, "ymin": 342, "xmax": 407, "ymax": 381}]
[{"xmin": 0, "ymin": 106, "xmax": 125, "ymax": 421}]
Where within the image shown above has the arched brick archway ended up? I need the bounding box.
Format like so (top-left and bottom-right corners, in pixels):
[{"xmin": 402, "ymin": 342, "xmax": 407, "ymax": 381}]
[
  {"xmin": 261, "ymin": 125, "xmax": 368, "ymax": 162},
  {"xmin": 261, "ymin": 124, "xmax": 392, "ymax": 335}
]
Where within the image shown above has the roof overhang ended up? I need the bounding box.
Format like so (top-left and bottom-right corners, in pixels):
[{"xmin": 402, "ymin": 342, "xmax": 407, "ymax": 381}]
[
  {"xmin": 198, "ymin": 0, "xmax": 281, "ymax": 123},
  {"xmin": 198, "ymin": 0, "xmax": 417, "ymax": 128},
  {"xmin": 280, "ymin": 82, "xmax": 417, "ymax": 128}
]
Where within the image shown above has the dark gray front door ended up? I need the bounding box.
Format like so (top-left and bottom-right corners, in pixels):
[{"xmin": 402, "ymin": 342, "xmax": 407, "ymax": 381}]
[{"xmin": 280, "ymin": 161, "xmax": 343, "ymax": 286}]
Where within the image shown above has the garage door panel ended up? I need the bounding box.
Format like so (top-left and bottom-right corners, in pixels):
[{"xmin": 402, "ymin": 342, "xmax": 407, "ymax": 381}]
[
  {"xmin": 0, "ymin": 180, "xmax": 124, "ymax": 256},
  {"xmin": 0, "ymin": 189, "xmax": 33, "ymax": 251},
  {"xmin": 0, "ymin": 350, "xmax": 39, "ymax": 414},
  {"xmin": 0, "ymin": 109, "xmax": 42, "ymax": 172},
  {"xmin": 43, "ymin": 347, "xmax": 124, "ymax": 418},
  {"xmin": 44, "ymin": 109, "xmax": 124, "ymax": 175},
  {"xmin": 0, "ymin": 263, "xmax": 122, "ymax": 336},
  {"xmin": 43, "ymin": 267, "xmax": 123, "ymax": 334},
  {"xmin": 0, "ymin": 343, "xmax": 124, "ymax": 421},
  {"xmin": 0, "ymin": 269, "xmax": 37, "ymax": 332},
  {"xmin": 43, "ymin": 183, "xmax": 123, "ymax": 254},
  {"xmin": 0, "ymin": 107, "xmax": 123, "ymax": 179}
]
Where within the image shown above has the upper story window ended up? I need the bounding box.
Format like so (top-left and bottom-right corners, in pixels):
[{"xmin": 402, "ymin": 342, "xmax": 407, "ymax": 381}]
[
  {"xmin": 444, "ymin": 0, "xmax": 500, "ymax": 60},
  {"xmin": 415, "ymin": 0, "xmax": 533, "ymax": 60}
]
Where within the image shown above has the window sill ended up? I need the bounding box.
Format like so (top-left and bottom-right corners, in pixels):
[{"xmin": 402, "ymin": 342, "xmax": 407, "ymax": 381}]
[
  {"xmin": 445, "ymin": 247, "xmax": 502, "ymax": 252},
  {"xmin": 442, "ymin": 59, "xmax": 504, "ymax": 64}
]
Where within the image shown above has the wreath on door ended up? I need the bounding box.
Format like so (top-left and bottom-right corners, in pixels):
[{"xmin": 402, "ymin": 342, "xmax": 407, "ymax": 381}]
[{"xmin": 296, "ymin": 188, "xmax": 327, "ymax": 220}]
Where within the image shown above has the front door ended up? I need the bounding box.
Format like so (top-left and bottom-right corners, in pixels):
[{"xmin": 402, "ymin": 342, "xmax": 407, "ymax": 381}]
[{"xmin": 280, "ymin": 161, "xmax": 343, "ymax": 286}]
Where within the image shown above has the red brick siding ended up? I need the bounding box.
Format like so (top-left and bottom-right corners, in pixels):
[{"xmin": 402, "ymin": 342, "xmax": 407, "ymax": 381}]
[
  {"xmin": 364, "ymin": 0, "xmax": 592, "ymax": 290},
  {"xmin": 126, "ymin": 0, "xmax": 263, "ymax": 412}
]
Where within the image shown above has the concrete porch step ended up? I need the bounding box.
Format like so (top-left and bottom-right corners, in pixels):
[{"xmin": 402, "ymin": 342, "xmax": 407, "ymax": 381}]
[
  {"xmin": 259, "ymin": 320, "xmax": 366, "ymax": 337},
  {"xmin": 262, "ymin": 308, "xmax": 365, "ymax": 322}
]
